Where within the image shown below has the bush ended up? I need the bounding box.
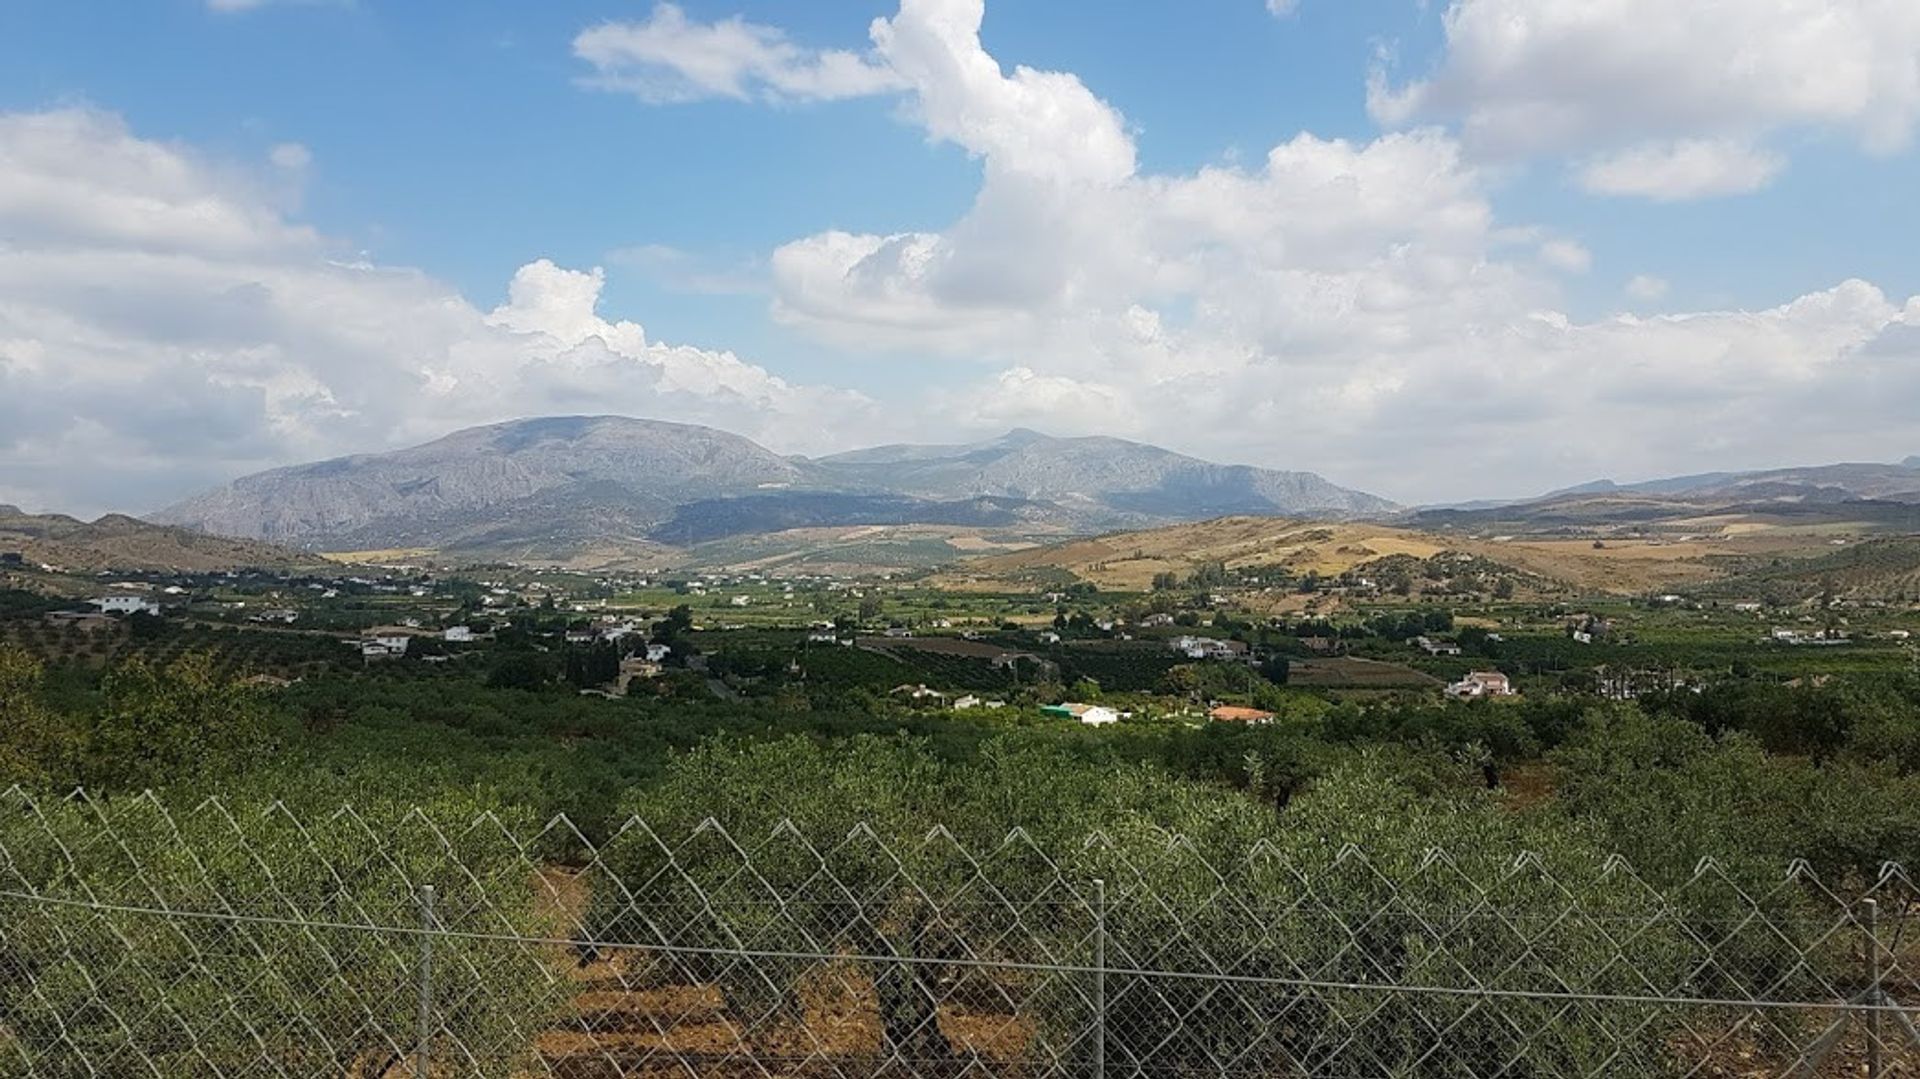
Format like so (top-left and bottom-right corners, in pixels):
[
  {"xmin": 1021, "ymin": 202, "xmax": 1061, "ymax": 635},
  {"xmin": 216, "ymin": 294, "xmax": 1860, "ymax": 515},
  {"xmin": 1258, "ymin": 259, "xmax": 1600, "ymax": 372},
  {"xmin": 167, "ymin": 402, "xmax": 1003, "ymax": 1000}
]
[{"xmin": 0, "ymin": 788, "xmax": 565, "ymax": 1077}]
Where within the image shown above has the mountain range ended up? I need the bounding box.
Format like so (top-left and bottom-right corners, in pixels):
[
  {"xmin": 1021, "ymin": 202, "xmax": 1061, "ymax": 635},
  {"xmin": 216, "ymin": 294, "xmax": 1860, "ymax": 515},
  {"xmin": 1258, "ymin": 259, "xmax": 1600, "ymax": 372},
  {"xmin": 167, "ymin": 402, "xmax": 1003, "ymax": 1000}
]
[
  {"xmin": 1409, "ymin": 457, "xmax": 1920, "ymax": 534},
  {"xmin": 153, "ymin": 416, "xmax": 1394, "ymax": 561},
  {"xmin": 1541, "ymin": 461, "xmax": 1920, "ymax": 503}
]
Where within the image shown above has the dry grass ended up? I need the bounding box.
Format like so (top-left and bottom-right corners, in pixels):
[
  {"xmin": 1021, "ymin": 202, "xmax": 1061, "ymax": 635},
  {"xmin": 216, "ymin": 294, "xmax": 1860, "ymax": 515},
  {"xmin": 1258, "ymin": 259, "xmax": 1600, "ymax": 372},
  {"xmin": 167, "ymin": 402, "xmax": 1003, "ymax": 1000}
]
[
  {"xmin": 319, "ymin": 547, "xmax": 438, "ymax": 565},
  {"xmin": 940, "ymin": 517, "xmax": 1450, "ymax": 591},
  {"xmin": 938, "ymin": 511, "xmax": 1878, "ymax": 595}
]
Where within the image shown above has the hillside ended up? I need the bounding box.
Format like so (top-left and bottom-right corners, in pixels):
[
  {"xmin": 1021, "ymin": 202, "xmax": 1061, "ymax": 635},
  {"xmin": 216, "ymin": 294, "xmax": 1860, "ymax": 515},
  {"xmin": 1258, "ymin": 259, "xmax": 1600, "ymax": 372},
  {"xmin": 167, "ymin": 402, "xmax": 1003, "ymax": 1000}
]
[
  {"xmin": 154, "ymin": 416, "xmax": 1391, "ymax": 564},
  {"xmin": 814, "ymin": 429, "xmax": 1395, "ymax": 520},
  {"xmin": 937, "ymin": 516, "xmax": 1455, "ymax": 591},
  {"xmin": 1554, "ymin": 460, "xmax": 1920, "ymax": 503},
  {"xmin": 153, "ymin": 416, "xmax": 803, "ymax": 549},
  {"xmin": 937, "ymin": 510, "xmax": 1916, "ymax": 596},
  {"xmin": 1701, "ymin": 536, "xmax": 1920, "ymax": 603},
  {"xmin": 0, "ymin": 506, "xmax": 314, "ymax": 572}
]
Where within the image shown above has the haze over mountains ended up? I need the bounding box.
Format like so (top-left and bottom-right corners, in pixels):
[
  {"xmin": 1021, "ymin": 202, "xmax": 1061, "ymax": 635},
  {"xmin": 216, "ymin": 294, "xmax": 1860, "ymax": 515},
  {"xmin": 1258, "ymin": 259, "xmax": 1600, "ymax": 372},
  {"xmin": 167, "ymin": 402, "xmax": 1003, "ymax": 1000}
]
[
  {"xmin": 153, "ymin": 416, "xmax": 1394, "ymax": 560},
  {"xmin": 7, "ymin": 412, "xmax": 1913, "ymax": 575}
]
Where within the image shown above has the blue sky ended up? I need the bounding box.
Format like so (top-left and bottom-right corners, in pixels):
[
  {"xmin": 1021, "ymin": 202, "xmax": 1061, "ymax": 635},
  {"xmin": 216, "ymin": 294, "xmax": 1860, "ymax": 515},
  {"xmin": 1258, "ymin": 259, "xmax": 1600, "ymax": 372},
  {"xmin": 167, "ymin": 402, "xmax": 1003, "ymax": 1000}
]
[{"xmin": 3, "ymin": 1, "xmax": 1919, "ymax": 514}]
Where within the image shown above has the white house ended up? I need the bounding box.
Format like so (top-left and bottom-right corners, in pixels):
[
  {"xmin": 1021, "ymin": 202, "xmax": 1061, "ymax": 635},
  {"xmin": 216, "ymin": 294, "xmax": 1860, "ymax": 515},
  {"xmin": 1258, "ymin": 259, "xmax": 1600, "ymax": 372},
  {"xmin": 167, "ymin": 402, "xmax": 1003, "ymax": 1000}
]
[
  {"xmin": 1172, "ymin": 635, "xmax": 1245, "ymax": 661},
  {"xmin": 1446, "ymin": 671, "xmax": 1514, "ymax": 700},
  {"xmin": 1414, "ymin": 636, "xmax": 1462, "ymax": 656},
  {"xmin": 1067, "ymin": 703, "xmax": 1121, "ymax": 726},
  {"xmin": 645, "ymin": 643, "xmax": 672, "ymax": 663},
  {"xmin": 91, "ymin": 596, "xmax": 159, "ymax": 616},
  {"xmin": 890, "ymin": 684, "xmax": 948, "ymax": 702},
  {"xmin": 443, "ymin": 626, "xmax": 475, "ymax": 643}
]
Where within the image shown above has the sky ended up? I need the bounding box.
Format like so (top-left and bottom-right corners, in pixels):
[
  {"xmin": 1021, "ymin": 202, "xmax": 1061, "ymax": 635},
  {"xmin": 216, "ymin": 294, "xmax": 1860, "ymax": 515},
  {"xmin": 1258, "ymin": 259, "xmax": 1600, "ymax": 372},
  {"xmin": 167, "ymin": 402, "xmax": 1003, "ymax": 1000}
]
[{"xmin": 3, "ymin": 0, "xmax": 1920, "ymax": 516}]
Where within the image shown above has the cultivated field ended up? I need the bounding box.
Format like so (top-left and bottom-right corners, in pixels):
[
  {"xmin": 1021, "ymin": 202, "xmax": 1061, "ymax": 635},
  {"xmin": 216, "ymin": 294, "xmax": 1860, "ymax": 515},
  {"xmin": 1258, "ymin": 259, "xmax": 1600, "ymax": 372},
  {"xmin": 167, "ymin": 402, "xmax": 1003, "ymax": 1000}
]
[{"xmin": 939, "ymin": 517, "xmax": 1451, "ymax": 591}]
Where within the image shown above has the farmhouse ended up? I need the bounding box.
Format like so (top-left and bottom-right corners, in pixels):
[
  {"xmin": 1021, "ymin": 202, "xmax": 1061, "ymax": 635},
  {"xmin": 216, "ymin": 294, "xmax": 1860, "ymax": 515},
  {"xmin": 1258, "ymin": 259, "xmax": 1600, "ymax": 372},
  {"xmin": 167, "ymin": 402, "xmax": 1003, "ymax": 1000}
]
[
  {"xmin": 359, "ymin": 635, "xmax": 411, "ymax": 660},
  {"xmin": 1042, "ymin": 702, "xmax": 1122, "ymax": 727},
  {"xmin": 90, "ymin": 595, "xmax": 160, "ymax": 616},
  {"xmin": 617, "ymin": 657, "xmax": 663, "ymax": 693},
  {"xmin": 1446, "ymin": 671, "xmax": 1514, "ymax": 700},
  {"xmin": 953, "ymin": 695, "xmax": 1007, "ymax": 711},
  {"xmin": 890, "ymin": 684, "xmax": 948, "ymax": 702},
  {"xmin": 1171, "ymin": 636, "xmax": 1247, "ymax": 661},
  {"xmin": 443, "ymin": 625, "xmax": 475, "ymax": 643},
  {"xmin": 1413, "ymin": 636, "xmax": 1461, "ymax": 656}
]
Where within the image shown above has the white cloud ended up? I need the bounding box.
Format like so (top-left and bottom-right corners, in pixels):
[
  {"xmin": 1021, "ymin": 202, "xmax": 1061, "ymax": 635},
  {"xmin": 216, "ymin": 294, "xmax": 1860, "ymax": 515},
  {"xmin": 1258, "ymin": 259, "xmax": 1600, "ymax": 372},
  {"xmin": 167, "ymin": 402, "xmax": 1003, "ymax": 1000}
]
[
  {"xmin": 11, "ymin": 3, "xmax": 1920, "ymax": 517},
  {"xmin": 0, "ymin": 107, "xmax": 876, "ymax": 517},
  {"xmin": 573, "ymin": 3, "xmax": 902, "ymax": 104},
  {"xmin": 1266, "ymin": 0, "xmax": 1299, "ymax": 16},
  {"xmin": 1575, "ymin": 139, "xmax": 1784, "ymax": 201},
  {"xmin": 1538, "ymin": 239, "xmax": 1591, "ymax": 274},
  {"xmin": 267, "ymin": 141, "xmax": 312, "ymax": 171},
  {"xmin": 746, "ymin": 0, "xmax": 1920, "ymax": 501},
  {"xmin": 1372, "ymin": 0, "xmax": 1920, "ymax": 199},
  {"xmin": 1625, "ymin": 274, "xmax": 1670, "ymax": 302}
]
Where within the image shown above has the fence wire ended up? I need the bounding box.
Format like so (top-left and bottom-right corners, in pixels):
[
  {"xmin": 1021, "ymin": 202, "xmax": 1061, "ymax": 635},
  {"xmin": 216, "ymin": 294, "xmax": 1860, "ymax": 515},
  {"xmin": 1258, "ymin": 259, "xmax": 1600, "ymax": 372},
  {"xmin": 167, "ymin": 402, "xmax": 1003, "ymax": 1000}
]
[{"xmin": 1, "ymin": 790, "xmax": 1920, "ymax": 1077}]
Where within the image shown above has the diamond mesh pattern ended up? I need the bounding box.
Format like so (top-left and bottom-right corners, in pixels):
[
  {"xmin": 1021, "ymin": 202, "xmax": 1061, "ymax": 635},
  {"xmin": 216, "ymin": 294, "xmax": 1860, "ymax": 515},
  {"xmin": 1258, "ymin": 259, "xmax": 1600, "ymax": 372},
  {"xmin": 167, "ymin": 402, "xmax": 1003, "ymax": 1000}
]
[{"xmin": 0, "ymin": 789, "xmax": 1915, "ymax": 1077}]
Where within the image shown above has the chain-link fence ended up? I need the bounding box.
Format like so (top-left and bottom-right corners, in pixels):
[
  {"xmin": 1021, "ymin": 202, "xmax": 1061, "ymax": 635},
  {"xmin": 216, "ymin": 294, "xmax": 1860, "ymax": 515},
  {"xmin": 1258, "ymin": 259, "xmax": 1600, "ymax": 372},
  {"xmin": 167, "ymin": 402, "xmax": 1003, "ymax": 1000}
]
[{"xmin": 3, "ymin": 789, "xmax": 1920, "ymax": 1077}]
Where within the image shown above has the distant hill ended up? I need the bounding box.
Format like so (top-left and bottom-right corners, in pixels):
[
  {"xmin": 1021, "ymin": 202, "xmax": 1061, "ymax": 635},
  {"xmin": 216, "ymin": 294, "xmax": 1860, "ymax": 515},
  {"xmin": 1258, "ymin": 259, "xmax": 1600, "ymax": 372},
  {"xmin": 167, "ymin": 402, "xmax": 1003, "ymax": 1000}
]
[
  {"xmin": 940, "ymin": 516, "xmax": 1459, "ymax": 592},
  {"xmin": 155, "ymin": 416, "xmax": 1392, "ymax": 564},
  {"xmin": 1411, "ymin": 456, "xmax": 1920, "ymax": 536},
  {"xmin": 0, "ymin": 506, "xmax": 312, "ymax": 572},
  {"xmin": 154, "ymin": 416, "xmax": 803, "ymax": 550},
  {"xmin": 815, "ymin": 429, "xmax": 1395, "ymax": 521},
  {"xmin": 1702, "ymin": 536, "xmax": 1920, "ymax": 603},
  {"xmin": 1543, "ymin": 460, "xmax": 1920, "ymax": 504}
]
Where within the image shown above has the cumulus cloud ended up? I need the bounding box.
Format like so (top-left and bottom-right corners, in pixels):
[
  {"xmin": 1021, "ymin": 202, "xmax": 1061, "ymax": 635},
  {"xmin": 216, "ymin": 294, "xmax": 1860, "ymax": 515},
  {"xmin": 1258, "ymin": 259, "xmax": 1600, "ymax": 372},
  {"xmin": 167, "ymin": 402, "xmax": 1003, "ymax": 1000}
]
[
  {"xmin": 1538, "ymin": 239, "xmax": 1591, "ymax": 274},
  {"xmin": 11, "ymin": 3, "xmax": 1920, "ymax": 516},
  {"xmin": 1575, "ymin": 138, "xmax": 1784, "ymax": 201},
  {"xmin": 0, "ymin": 107, "xmax": 877, "ymax": 516},
  {"xmin": 1372, "ymin": 0, "xmax": 1920, "ymax": 198},
  {"xmin": 740, "ymin": 0, "xmax": 1920, "ymax": 500},
  {"xmin": 573, "ymin": 3, "xmax": 902, "ymax": 104}
]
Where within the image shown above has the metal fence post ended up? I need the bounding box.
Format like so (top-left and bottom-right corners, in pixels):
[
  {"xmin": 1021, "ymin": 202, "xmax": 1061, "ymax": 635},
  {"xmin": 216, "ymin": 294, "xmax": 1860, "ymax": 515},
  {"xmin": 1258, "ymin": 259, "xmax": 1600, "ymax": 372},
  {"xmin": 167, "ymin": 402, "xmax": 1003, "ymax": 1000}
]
[
  {"xmin": 1866, "ymin": 898, "xmax": 1882, "ymax": 1079},
  {"xmin": 1093, "ymin": 877, "xmax": 1106, "ymax": 1079},
  {"xmin": 416, "ymin": 884, "xmax": 436, "ymax": 1079}
]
